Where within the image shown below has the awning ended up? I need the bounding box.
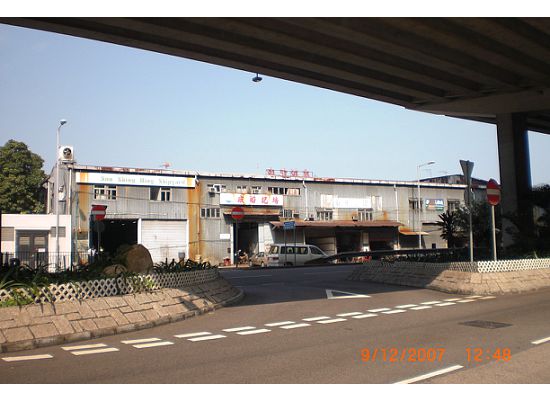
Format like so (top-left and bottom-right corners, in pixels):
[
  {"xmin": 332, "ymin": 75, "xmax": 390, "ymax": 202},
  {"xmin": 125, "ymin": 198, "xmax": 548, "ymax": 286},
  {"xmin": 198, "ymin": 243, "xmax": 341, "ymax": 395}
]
[
  {"xmin": 270, "ymin": 220, "xmax": 402, "ymax": 228},
  {"xmin": 223, "ymin": 207, "xmax": 280, "ymax": 217},
  {"xmin": 399, "ymin": 227, "xmax": 430, "ymax": 235}
]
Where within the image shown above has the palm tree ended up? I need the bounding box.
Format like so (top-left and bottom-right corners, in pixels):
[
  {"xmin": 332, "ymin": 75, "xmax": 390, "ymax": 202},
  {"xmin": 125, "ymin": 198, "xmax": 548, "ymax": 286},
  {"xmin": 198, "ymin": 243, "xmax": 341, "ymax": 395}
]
[{"xmin": 436, "ymin": 210, "xmax": 461, "ymax": 248}]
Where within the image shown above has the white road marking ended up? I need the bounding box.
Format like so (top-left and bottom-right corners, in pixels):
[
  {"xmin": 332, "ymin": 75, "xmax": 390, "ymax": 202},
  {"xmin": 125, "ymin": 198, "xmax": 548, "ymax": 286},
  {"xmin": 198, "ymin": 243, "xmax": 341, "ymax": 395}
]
[
  {"xmin": 133, "ymin": 341, "xmax": 174, "ymax": 349},
  {"xmin": 395, "ymin": 304, "xmax": 417, "ymax": 309},
  {"xmin": 466, "ymin": 295, "xmax": 483, "ymax": 298},
  {"xmin": 444, "ymin": 298, "xmax": 461, "ymax": 301},
  {"xmin": 457, "ymin": 299, "xmax": 476, "ymax": 303},
  {"xmin": 237, "ymin": 329, "xmax": 271, "ymax": 335},
  {"xmin": 2, "ymin": 354, "xmax": 53, "ymax": 362},
  {"xmin": 265, "ymin": 321, "xmax": 295, "ymax": 327},
  {"xmin": 382, "ymin": 310, "xmax": 407, "ymax": 314},
  {"xmin": 420, "ymin": 301, "xmax": 441, "ymax": 305},
  {"xmin": 336, "ymin": 312, "xmax": 363, "ymax": 317},
  {"xmin": 479, "ymin": 296, "xmax": 496, "ymax": 300},
  {"xmin": 187, "ymin": 335, "xmax": 226, "ymax": 342},
  {"xmin": 368, "ymin": 308, "xmax": 391, "ymax": 312},
  {"xmin": 62, "ymin": 343, "xmax": 107, "ymax": 351},
  {"xmin": 222, "ymin": 326, "xmax": 256, "ymax": 332},
  {"xmin": 303, "ymin": 316, "xmax": 331, "ymax": 321},
  {"xmin": 531, "ymin": 336, "xmax": 550, "ymax": 345},
  {"xmin": 174, "ymin": 332, "xmax": 212, "ymax": 338},
  {"xmin": 411, "ymin": 306, "xmax": 432, "ymax": 310},
  {"xmin": 435, "ymin": 302, "xmax": 456, "ymax": 306},
  {"xmin": 326, "ymin": 289, "xmax": 370, "ymax": 299},
  {"xmin": 317, "ymin": 318, "xmax": 347, "ymax": 324},
  {"xmin": 394, "ymin": 365, "xmax": 464, "ymax": 384},
  {"xmin": 280, "ymin": 323, "xmax": 311, "ymax": 329},
  {"xmin": 352, "ymin": 313, "xmax": 378, "ymax": 319},
  {"xmin": 71, "ymin": 348, "xmax": 120, "ymax": 356},
  {"xmin": 121, "ymin": 338, "xmax": 161, "ymax": 344}
]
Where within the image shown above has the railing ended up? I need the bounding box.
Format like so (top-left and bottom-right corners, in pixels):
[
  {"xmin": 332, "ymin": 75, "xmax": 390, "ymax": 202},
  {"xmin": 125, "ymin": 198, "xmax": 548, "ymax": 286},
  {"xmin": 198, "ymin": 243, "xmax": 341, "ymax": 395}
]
[{"xmin": 0, "ymin": 251, "xmax": 95, "ymax": 272}]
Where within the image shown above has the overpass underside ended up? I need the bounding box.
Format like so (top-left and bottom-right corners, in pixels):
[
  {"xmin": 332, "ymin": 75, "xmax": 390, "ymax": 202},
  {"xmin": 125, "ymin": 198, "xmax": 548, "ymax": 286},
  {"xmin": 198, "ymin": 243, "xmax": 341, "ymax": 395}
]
[{"xmin": 3, "ymin": 17, "xmax": 550, "ymax": 241}]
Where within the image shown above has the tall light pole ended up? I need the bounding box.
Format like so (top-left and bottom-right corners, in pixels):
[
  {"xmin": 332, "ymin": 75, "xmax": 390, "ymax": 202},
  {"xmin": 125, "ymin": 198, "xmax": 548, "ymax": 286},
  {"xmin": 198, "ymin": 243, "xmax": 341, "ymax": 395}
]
[
  {"xmin": 55, "ymin": 119, "xmax": 67, "ymax": 270},
  {"xmin": 417, "ymin": 161, "xmax": 435, "ymax": 249}
]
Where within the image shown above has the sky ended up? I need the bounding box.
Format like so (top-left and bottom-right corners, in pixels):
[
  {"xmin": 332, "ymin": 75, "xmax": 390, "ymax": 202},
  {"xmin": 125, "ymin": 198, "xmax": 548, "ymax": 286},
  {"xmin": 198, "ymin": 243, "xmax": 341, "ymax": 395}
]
[{"xmin": 1, "ymin": 17, "xmax": 550, "ymax": 186}]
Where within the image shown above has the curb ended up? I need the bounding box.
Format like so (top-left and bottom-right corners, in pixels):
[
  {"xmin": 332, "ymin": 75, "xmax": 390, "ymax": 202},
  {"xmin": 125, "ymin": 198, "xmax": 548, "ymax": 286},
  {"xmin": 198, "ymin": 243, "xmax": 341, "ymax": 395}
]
[{"xmin": 0, "ymin": 287, "xmax": 245, "ymax": 354}]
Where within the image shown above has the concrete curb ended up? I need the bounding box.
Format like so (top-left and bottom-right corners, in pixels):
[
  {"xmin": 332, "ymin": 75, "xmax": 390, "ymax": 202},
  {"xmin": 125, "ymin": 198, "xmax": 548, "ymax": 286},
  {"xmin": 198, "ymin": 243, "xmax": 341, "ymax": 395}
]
[{"xmin": 0, "ymin": 281, "xmax": 245, "ymax": 353}]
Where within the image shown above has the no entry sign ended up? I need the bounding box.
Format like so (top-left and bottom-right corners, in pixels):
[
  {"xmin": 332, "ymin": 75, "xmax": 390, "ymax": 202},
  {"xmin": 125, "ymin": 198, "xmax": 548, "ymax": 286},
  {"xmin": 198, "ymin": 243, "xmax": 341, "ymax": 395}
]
[
  {"xmin": 91, "ymin": 204, "xmax": 107, "ymax": 221},
  {"xmin": 231, "ymin": 206, "xmax": 245, "ymax": 220},
  {"xmin": 486, "ymin": 179, "xmax": 501, "ymax": 206}
]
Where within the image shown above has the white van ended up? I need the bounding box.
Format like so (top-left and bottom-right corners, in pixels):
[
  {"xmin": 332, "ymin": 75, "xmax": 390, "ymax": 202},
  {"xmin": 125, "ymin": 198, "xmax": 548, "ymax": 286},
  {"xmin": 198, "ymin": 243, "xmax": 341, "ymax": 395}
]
[{"xmin": 267, "ymin": 244, "xmax": 327, "ymax": 267}]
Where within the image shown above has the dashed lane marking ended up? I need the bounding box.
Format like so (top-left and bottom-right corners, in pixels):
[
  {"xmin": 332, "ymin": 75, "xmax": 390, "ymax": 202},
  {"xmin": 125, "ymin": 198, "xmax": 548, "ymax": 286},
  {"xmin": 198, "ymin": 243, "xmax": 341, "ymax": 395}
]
[
  {"xmin": 265, "ymin": 321, "xmax": 295, "ymax": 327},
  {"xmin": 237, "ymin": 329, "xmax": 271, "ymax": 335},
  {"xmin": 382, "ymin": 310, "xmax": 407, "ymax": 314},
  {"xmin": 303, "ymin": 316, "xmax": 331, "ymax": 322},
  {"xmin": 316, "ymin": 318, "xmax": 347, "ymax": 324},
  {"xmin": 71, "ymin": 348, "xmax": 120, "ymax": 356},
  {"xmin": 121, "ymin": 338, "xmax": 162, "ymax": 345},
  {"xmin": 457, "ymin": 299, "xmax": 476, "ymax": 303},
  {"xmin": 368, "ymin": 308, "xmax": 391, "ymax": 312},
  {"xmin": 280, "ymin": 323, "xmax": 311, "ymax": 330},
  {"xmin": 410, "ymin": 306, "xmax": 432, "ymax": 310},
  {"xmin": 2, "ymin": 354, "xmax": 53, "ymax": 362},
  {"xmin": 444, "ymin": 298, "xmax": 461, "ymax": 301},
  {"xmin": 479, "ymin": 296, "xmax": 496, "ymax": 300},
  {"xmin": 187, "ymin": 334, "xmax": 226, "ymax": 342},
  {"xmin": 466, "ymin": 295, "xmax": 483, "ymax": 298},
  {"xmin": 394, "ymin": 365, "xmax": 464, "ymax": 384},
  {"xmin": 62, "ymin": 343, "xmax": 108, "ymax": 351},
  {"xmin": 174, "ymin": 332, "xmax": 212, "ymax": 339},
  {"xmin": 336, "ymin": 312, "xmax": 363, "ymax": 317},
  {"xmin": 133, "ymin": 341, "xmax": 174, "ymax": 349},
  {"xmin": 435, "ymin": 302, "xmax": 456, "ymax": 306},
  {"xmin": 420, "ymin": 301, "xmax": 441, "ymax": 305},
  {"xmin": 352, "ymin": 313, "xmax": 377, "ymax": 319},
  {"xmin": 222, "ymin": 326, "xmax": 256, "ymax": 332},
  {"xmin": 395, "ymin": 304, "xmax": 417, "ymax": 309},
  {"xmin": 531, "ymin": 336, "xmax": 550, "ymax": 345}
]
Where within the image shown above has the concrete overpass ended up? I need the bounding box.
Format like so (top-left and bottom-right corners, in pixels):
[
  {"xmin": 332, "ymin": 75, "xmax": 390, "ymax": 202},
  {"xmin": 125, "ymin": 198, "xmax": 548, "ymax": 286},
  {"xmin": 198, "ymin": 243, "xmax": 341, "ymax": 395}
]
[{"xmin": 3, "ymin": 17, "xmax": 550, "ymax": 239}]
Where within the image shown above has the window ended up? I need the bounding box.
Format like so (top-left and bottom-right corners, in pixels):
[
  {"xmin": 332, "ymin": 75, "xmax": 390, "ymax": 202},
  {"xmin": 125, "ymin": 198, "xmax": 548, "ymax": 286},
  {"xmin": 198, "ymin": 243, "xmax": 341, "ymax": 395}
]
[
  {"xmin": 448, "ymin": 200, "xmax": 461, "ymax": 212},
  {"xmin": 236, "ymin": 185, "xmax": 247, "ymax": 194},
  {"xmin": 286, "ymin": 188, "xmax": 300, "ymax": 196},
  {"xmin": 409, "ymin": 198, "xmax": 420, "ymax": 210},
  {"xmin": 207, "ymin": 184, "xmax": 227, "ymax": 193},
  {"xmin": 268, "ymin": 186, "xmax": 285, "ymax": 195},
  {"xmin": 358, "ymin": 208, "xmax": 373, "ymax": 221},
  {"xmin": 150, "ymin": 187, "xmax": 172, "ymax": 201},
  {"xmin": 251, "ymin": 186, "xmax": 262, "ymax": 194},
  {"xmin": 297, "ymin": 246, "xmax": 308, "ymax": 254},
  {"xmin": 316, "ymin": 209, "xmax": 333, "ymax": 221},
  {"xmin": 267, "ymin": 187, "xmax": 300, "ymax": 196},
  {"xmin": 281, "ymin": 209, "xmax": 294, "ymax": 219},
  {"xmin": 200, "ymin": 208, "xmax": 220, "ymax": 219},
  {"xmin": 310, "ymin": 246, "xmax": 323, "ymax": 255},
  {"xmin": 93, "ymin": 185, "xmax": 117, "ymax": 200}
]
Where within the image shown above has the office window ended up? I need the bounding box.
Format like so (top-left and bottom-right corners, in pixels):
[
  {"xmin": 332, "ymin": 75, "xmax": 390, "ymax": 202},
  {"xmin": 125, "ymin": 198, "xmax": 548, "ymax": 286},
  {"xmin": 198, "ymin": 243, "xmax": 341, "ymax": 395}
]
[
  {"xmin": 316, "ymin": 209, "xmax": 333, "ymax": 221},
  {"xmin": 251, "ymin": 186, "xmax": 262, "ymax": 194},
  {"xmin": 200, "ymin": 208, "xmax": 220, "ymax": 219},
  {"xmin": 358, "ymin": 208, "xmax": 373, "ymax": 221},
  {"xmin": 281, "ymin": 209, "xmax": 293, "ymax": 219},
  {"xmin": 150, "ymin": 187, "xmax": 172, "ymax": 201},
  {"xmin": 448, "ymin": 200, "xmax": 461, "ymax": 212},
  {"xmin": 207, "ymin": 184, "xmax": 227, "ymax": 193},
  {"xmin": 287, "ymin": 188, "xmax": 300, "ymax": 196},
  {"xmin": 236, "ymin": 185, "xmax": 248, "ymax": 194},
  {"xmin": 268, "ymin": 186, "xmax": 285, "ymax": 195},
  {"xmin": 93, "ymin": 185, "xmax": 117, "ymax": 200},
  {"xmin": 409, "ymin": 198, "xmax": 421, "ymax": 210},
  {"xmin": 268, "ymin": 187, "xmax": 300, "ymax": 196}
]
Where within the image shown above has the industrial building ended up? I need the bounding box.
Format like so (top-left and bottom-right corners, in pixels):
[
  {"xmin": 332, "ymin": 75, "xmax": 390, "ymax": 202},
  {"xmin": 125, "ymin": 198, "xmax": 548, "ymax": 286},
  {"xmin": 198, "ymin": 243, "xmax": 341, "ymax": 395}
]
[{"xmin": 45, "ymin": 156, "xmax": 478, "ymax": 265}]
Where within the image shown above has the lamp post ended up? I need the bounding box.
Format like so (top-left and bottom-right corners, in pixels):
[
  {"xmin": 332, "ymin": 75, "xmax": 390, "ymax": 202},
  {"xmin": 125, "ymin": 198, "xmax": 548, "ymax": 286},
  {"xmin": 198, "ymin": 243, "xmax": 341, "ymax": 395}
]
[
  {"xmin": 417, "ymin": 161, "xmax": 435, "ymax": 249},
  {"xmin": 55, "ymin": 119, "xmax": 67, "ymax": 270}
]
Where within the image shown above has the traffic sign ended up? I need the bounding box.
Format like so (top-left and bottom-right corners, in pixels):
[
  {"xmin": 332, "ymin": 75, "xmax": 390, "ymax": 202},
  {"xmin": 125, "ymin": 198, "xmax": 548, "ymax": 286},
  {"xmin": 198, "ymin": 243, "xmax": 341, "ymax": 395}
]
[
  {"xmin": 283, "ymin": 221, "xmax": 295, "ymax": 230},
  {"xmin": 460, "ymin": 160, "xmax": 474, "ymax": 185},
  {"xmin": 486, "ymin": 179, "xmax": 501, "ymax": 206},
  {"xmin": 231, "ymin": 206, "xmax": 245, "ymax": 220},
  {"xmin": 91, "ymin": 204, "xmax": 107, "ymax": 221}
]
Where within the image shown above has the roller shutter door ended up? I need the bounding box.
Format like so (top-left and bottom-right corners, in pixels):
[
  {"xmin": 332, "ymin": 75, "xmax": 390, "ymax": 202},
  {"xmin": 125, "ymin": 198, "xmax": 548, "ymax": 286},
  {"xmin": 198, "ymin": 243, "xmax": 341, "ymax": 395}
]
[{"xmin": 141, "ymin": 220, "xmax": 187, "ymax": 263}]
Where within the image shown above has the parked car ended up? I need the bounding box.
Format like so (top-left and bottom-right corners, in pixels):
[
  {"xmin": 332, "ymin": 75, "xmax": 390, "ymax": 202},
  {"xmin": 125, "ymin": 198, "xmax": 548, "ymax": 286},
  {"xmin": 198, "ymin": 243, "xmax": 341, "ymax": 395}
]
[
  {"xmin": 249, "ymin": 251, "xmax": 268, "ymax": 267},
  {"xmin": 267, "ymin": 244, "xmax": 327, "ymax": 267}
]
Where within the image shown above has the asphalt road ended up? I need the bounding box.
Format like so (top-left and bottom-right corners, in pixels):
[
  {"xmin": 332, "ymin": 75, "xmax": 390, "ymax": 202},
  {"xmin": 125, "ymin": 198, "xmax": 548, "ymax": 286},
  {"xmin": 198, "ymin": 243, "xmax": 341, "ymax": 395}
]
[{"xmin": 1, "ymin": 264, "xmax": 550, "ymax": 384}]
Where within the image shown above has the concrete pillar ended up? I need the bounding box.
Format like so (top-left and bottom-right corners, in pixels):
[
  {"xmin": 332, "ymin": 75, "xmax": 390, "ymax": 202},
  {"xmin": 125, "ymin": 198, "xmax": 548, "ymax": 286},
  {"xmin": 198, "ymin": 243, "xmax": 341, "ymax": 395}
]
[{"xmin": 496, "ymin": 113, "xmax": 533, "ymax": 246}]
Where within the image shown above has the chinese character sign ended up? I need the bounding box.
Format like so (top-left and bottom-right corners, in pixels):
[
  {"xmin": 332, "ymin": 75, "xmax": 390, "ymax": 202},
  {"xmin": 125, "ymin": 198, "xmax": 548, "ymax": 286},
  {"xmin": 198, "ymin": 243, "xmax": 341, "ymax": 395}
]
[
  {"xmin": 265, "ymin": 168, "xmax": 314, "ymax": 179},
  {"xmin": 220, "ymin": 193, "xmax": 284, "ymax": 206}
]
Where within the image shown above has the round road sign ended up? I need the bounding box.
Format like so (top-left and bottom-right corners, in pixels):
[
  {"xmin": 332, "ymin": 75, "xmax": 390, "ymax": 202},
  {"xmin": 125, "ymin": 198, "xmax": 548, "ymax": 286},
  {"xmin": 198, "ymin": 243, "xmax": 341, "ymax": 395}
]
[
  {"xmin": 231, "ymin": 206, "xmax": 245, "ymax": 220},
  {"xmin": 486, "ymin": 179, "xmax": 501, "ymax": 206}
]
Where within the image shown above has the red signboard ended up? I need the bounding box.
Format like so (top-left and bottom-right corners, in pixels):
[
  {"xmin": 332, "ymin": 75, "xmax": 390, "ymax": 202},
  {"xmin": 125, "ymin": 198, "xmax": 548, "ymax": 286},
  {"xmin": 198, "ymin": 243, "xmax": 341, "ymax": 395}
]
[
  {"xmin": 91, "ymin": 204, "xmax": 107, "ymax": 221},
  {"xmin": 486, "ymin": 179, "xmax": 501, "ymax": 206},
  {"xmin": 231, "ymin": 206, "xmax": 245, "ymax": 220}
]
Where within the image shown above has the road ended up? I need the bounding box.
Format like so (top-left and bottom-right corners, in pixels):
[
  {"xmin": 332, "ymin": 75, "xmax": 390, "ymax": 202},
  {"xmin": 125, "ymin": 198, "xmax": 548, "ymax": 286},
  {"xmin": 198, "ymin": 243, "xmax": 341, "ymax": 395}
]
[{"xmin": 1, "ymin": 264, "xmax": 550, "ymax": 384}]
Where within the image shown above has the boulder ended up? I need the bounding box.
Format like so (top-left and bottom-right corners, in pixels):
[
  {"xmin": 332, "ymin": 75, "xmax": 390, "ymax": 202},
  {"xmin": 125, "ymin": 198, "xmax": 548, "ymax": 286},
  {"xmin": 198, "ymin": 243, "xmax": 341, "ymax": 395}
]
[
  {"xmin": 102, "ymin": 264, "xmax": 127, "ymax": 277},
  {"xmin": 117, "ymin": 244, "xmax": 154, "ymax": 274}
]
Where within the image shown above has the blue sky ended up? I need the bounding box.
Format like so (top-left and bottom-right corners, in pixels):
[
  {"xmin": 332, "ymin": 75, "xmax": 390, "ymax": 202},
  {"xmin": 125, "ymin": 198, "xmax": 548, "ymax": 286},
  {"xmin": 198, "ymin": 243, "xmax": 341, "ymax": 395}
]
[{"xmin": 1, "ymin": 22, "xmax": 550, "ymax": 185}]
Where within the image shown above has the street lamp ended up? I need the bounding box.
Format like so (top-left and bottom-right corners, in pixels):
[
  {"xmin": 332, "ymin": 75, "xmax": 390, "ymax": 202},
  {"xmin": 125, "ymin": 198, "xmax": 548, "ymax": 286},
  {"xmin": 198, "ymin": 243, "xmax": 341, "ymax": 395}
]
[
  {"xmin": 417, "ymin": 161, "xmax": 435, "ymax": 249},
  {"xmin": 55, "ymin": 119, "xmax": 67, "ymax": 270}
]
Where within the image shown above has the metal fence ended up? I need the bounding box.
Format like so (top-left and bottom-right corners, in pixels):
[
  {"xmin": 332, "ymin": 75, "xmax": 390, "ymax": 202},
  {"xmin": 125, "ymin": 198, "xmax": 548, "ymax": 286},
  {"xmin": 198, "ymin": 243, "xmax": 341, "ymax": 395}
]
[{"xmin": 0, "ymin": 251, "xmax": 95, "ymax": 271}]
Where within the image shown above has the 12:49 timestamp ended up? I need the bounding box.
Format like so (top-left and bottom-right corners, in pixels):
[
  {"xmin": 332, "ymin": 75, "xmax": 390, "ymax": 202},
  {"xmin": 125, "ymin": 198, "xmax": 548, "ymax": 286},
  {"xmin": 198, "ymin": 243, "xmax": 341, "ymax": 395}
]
[{"xmin": 466, "ymin": 347, "xmax": 511, "ymax": 362}]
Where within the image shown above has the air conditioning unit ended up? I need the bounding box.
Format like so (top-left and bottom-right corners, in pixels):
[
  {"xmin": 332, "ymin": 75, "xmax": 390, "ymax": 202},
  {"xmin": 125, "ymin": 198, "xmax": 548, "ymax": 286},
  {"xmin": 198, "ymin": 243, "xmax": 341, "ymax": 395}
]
[{"xmin": 58, "ymin": 146, "xmax": 74, "ymax": 162}]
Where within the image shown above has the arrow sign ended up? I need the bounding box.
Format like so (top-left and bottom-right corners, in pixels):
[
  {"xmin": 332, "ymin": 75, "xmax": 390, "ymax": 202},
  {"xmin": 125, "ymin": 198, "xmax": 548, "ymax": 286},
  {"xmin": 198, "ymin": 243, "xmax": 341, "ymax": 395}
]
[{"xmin": 325, "ymin": 289, "xmax": 370, "ymax": 299}]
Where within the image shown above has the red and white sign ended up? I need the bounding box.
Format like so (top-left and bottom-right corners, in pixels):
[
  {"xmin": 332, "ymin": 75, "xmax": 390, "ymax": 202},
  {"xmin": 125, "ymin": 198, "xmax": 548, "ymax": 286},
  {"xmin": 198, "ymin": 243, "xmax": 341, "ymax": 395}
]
[
  {"xmin": 486, "ymin": 179, "xmax": 501, "ymax": 206},
  {"xmin": 231, "ymin": 206, "xmax": 245, "ymax": 220},
  {"xmin": 220, "ymin": 193, "xmax": 283, "ymax": 207},
  {"xmin": 91, "ymin": 204, "xmax": 108, "ymax": 221}
]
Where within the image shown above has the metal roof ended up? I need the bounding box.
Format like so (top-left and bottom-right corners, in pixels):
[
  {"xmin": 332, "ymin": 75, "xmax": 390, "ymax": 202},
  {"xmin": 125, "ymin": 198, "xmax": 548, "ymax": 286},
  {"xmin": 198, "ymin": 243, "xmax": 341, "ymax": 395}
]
[{"xmin": 3, "ymin": 17, "xmax": 550, "ymax": 133}]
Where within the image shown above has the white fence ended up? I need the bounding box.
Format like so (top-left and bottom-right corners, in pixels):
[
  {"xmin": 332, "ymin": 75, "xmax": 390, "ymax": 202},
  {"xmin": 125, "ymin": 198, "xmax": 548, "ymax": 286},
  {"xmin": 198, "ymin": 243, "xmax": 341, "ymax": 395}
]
[{"xmin": 370, "ymin": 258, "xmax": 550, "ymax": 273}]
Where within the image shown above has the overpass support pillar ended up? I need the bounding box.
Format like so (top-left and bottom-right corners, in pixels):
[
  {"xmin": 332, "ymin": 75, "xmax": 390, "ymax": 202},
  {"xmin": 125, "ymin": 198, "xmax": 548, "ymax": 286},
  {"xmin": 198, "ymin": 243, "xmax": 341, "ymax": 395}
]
[{"xmin": 496, "ymin": 113, "xmax": 533, "ymax": 247}]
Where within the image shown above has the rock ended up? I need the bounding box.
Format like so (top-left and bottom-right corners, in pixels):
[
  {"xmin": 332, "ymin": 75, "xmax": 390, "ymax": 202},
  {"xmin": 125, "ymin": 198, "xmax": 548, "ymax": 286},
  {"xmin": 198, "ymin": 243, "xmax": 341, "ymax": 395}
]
[
  {"xmin": 117, "ymin": 244, "xmax": 154, "ymax": 274},
  {"xmin": 102, "ymin": 264, "xmax": 127, "ymax": 277}
]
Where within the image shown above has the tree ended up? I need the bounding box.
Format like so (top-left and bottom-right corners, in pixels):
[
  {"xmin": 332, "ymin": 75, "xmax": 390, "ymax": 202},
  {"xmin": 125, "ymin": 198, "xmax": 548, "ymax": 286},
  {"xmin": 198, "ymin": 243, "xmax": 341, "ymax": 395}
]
[
  {"xmin": 436, "ymin": 210, "xmax": 462, "ymax": 248},
  {"xmin": 0, "ymin": 140, "xmax": 47, "ymax": 214},
  {"xmin": 455, "ymin": 201, "xmax": 495, "ymax": 250}
]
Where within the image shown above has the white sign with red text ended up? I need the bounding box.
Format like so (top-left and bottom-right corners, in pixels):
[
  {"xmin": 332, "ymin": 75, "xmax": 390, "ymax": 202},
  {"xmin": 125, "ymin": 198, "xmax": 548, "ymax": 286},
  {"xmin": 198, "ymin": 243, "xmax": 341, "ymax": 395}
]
[{"xmin": 220, "ymin": 193, "xmax": 284, "ymax": 207}]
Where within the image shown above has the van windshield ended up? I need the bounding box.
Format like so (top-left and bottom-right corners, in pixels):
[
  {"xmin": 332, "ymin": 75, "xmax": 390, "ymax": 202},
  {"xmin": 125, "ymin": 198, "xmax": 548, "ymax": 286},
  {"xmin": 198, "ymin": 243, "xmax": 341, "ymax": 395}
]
[{"xmin": 269, "ymin": 246, "xmax": 279, "ymax": 254}]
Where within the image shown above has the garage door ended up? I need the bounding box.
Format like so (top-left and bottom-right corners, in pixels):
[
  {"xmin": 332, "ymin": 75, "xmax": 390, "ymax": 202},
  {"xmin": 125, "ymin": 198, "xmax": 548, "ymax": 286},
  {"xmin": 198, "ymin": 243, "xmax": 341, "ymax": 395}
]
[{"xmin": 141, "ymin": 220, "xmax": 187, "ymax": 264}]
